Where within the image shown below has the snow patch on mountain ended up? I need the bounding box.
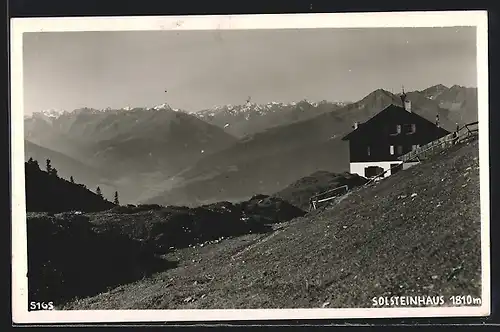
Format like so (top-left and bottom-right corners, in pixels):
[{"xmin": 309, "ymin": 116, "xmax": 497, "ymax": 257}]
[
  {"xmin": 148, "ymin": 103, "xmax": 181, "ymax": 112},
  {"xmin": 195, "ymin": 100, "xmax": 348, "ymax": 119},
  {"xmin": 39, "ymin": 109, "xmax": 67, "ymax": 118},
  {"xmin": 26, "ymin": 103, "xmax": 184, "ymax": 121},
  {"xmin": 27, "ymin": 99, "xmax": 350, "ymax": 122},
  {"xmin": 28, "ymin": 109, "xmax": 68, "ymax": 123}
]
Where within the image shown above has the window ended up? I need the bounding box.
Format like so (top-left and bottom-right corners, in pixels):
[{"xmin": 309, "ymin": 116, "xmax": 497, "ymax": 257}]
[
  {"xmin": 390, "ymin": 125, "xmax": 402, "ymax": 136},
  {"xmin": 403, "ymin": 124, "xmax": 416, "ymax": 134},
  {"xmin": 365, "ymin": 166, "xmax": 383, "ymax": 178},
  {"xmin": 367, "ymin": 146, "xmax": 371, "ymax": 156},
  {"xmin": 397, "ymin": 145, "xmax": 403, "ymax": 155},
  {"xmin": 411, "ymin": 144, "xmax": 419, "ymax": 151},
  {"xmin": 389, "ymin": 145, "xmax": 395, "ymax": 155}
]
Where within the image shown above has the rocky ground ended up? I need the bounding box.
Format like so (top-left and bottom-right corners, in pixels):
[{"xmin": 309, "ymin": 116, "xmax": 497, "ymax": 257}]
[{"xmin": 61, "ymin": 138, "xmax": 482, "ymax": 310}]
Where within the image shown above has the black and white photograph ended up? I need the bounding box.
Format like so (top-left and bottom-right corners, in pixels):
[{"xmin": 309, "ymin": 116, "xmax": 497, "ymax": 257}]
[{"xmin": 11, "ymin": 11, "xmax": 490, "ymax": 323}]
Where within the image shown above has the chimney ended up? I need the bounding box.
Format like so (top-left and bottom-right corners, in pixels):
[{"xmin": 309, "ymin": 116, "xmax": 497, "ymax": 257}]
[
  {"xmin": 353, "ymin": 121, "xmax": 359, "ymax": 129},
  {"xmin": 435, "ymin": 114, "xmax": 440, "ymax": 128},
  {"xmin": 400, "ymin": 85, "xmax": 407, "ymax": 108},
  {"xmin": 404, "ymin": 100, "xmax": 412, "ymax": 112}
]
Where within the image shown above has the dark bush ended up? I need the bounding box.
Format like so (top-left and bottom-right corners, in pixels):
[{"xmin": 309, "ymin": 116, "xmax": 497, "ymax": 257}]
[
  {"xmin": 27, "ymin": 213, "xmax": 175, "ymax": 306},
  {"xmin": 136, "ymin": 204, "xmax": 164, "ymax": 211},
  {"xmin": 110, "ymin": 205, "xmax": 137, "ymax": 214},
  {"xmin": 28, "ymin": 194, "xmax": 306, "ymax": 305},
  {"xmin": 110, "ymin": 204, "xmax": 165, "ymax": 214}
]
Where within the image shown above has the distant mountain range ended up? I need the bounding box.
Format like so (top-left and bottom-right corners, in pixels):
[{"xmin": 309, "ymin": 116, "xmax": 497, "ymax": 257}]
[
  {"xmin": 419, "ymin": 84, "xmax": 478, "ymax": 124},
  {"xmin": 192, "ymin": 100, "xmax": 349, "ymax": 138},
  {"xmin": 24, "ymin": 84, "xmax": 478, "ymax": 206}
]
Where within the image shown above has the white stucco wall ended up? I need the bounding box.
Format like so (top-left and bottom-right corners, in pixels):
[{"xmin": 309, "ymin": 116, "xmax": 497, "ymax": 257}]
[
  {"xmin": 349, "ymin": 161, "xmax": 404, "ymax": 178},
  {"xmin": 402, "ymin": 162, "xmax": 420, "ymax": 170}
]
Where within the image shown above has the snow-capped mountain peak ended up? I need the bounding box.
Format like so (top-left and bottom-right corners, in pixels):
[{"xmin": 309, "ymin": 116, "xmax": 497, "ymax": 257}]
[
  {"xmin": 195, "ymin": 100, "xmax": 348, "ymax": 118},
  {"xmin": 39, "ymin": 109, "xmax": 66, "ymax": 118},
  {"xmin": 27, "ymin": 104, "xmax": 184, "ymax": 119},
  {"xmin": 149, "ymin": 103, "xmax": 181, "ymax": 112},
  {"xmin": 27, "ymin": 109, "xmax": 67, "ymax": 122},
  {"xmin": 189, "ymin": 99, "xmax": 352, "ymax": 138},
  {"xmin": 153, "ymin": 103, "xmax": 170, "ymax": 110}
]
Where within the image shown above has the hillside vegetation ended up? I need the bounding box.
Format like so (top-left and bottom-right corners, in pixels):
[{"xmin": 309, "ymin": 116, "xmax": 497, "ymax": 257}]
[
  {"xmin": 27, "ymin": 212, "xmax": 173, "ymax": 306},
  {"xmin": 63, "ymin": 137, "xmax": 481, "ymax": 309},
  {"xmin": 27, "ymin": 196, "xmax": 305, "ymax": 307},
  {"xmin": 90, "ymin": 196, "xmax": 304, "ymax": 253},
  {"xmin": 25, "ymin": 159, "xmax": 115, "ymax": 213},
  {"xmin": 24, "ymin": 140, "xmax": 122, "ymax": 200}
]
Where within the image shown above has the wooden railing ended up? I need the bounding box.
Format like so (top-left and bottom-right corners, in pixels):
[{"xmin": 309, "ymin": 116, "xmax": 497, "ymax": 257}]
[
  {"xmin": 309, "ymin": 185, "xmax": 349, "ymax": 210},
  {"xmin": 399, "ymin": 121, "xmax": 478, "ymax": 163}
]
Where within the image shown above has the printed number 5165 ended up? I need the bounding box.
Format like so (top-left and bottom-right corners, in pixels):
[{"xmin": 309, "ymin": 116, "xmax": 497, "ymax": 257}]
[{"xmin": 29, "ymin": 301, "xmax": 54, "ymax": 310}]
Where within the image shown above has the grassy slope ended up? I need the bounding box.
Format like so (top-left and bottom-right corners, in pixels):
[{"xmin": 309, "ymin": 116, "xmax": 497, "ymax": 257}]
[{"xmin": 64, "ymin": 138, "xmax": 481, "ymax": 310}]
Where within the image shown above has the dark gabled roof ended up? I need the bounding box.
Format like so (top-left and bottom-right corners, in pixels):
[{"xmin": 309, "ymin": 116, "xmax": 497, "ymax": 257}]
[{"xmin": 341, "ymin": 104, "xmax": 450, "ymax": 141}]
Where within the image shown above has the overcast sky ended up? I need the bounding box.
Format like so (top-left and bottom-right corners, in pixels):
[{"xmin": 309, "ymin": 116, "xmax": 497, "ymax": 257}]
[{"xmin": 23, "ymin": 27, "xmax": 477, "ymax": 114}]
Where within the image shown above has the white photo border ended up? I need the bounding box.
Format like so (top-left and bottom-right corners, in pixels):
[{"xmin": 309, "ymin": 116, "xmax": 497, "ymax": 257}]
[{"xmin": 10, "ymin": 10, "xmax": 490, "ymax": 324}]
